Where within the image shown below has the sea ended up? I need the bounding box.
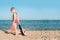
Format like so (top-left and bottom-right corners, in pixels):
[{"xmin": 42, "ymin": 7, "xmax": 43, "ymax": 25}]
[{"xmin": 0, "ymin": 20, "xmax": 60, "ymax": 30}]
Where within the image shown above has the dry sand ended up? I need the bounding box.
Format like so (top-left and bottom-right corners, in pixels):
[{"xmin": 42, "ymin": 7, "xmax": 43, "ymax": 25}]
[{"xmin": 0, "ymin": 30, "xmax": 60, "ymax": 40}]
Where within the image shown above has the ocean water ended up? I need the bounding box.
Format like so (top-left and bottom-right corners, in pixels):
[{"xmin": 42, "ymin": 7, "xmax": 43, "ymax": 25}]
[{"xmin": 0, "ymin": 20, "xmax": 60, "ymax": 30}]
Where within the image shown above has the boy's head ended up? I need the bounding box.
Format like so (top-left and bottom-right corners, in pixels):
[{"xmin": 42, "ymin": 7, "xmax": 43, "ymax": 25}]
[{"xmin": 11, "ymin": 7, "xmax": 16, "ymax": 13}]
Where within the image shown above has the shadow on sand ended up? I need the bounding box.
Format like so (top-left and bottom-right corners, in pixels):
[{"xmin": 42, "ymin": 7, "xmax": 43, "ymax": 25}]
[{"xmin": 0, "ymin": 29, "xmax": 21, "ymax": 35}]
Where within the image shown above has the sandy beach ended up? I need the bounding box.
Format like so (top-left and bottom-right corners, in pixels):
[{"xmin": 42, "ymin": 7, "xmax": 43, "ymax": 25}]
[{"xmin": 0, "ymin": 30, "xmax": 60, "ymax": 40}]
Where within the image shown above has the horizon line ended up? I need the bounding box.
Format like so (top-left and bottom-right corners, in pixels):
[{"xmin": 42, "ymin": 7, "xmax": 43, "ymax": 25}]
[{"xmin": 0, "ymin": 19, "xmax": 60, "ymax": 20}]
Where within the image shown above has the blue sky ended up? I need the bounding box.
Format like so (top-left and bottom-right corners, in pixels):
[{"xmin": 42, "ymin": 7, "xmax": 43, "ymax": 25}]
[{"xmin": 0, "ymin": 0, "xmax": 60, "ymax": 20}]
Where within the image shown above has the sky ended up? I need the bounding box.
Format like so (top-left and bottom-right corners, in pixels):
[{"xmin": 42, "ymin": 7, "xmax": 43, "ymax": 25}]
[{"xmin": 0, "ymin": 0, "xmax": 60, "ymax": 20}]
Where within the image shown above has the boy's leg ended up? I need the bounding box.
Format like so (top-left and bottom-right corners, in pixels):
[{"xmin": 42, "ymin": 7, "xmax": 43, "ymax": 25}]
[{"xmin": 14, "ymin": 23, "xmax": 19, "ymax": 36}]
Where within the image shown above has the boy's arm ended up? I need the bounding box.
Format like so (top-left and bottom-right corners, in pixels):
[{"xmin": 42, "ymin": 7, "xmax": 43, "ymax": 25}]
[{"xmin": 17, "ymin": 14, "xmax": 20, "ymax": 24}]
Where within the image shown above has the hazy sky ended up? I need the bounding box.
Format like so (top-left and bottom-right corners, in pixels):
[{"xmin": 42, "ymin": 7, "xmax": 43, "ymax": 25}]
[{"xmin": 0, "ymin": 0, "xmax": 60, "ymax": 20}]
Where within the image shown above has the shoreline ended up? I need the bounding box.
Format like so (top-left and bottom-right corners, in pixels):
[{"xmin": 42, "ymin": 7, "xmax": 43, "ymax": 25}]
[{"xmin": 1, "ymin": 28, "xmax": 60, "ymax": 31}]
